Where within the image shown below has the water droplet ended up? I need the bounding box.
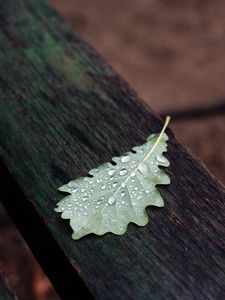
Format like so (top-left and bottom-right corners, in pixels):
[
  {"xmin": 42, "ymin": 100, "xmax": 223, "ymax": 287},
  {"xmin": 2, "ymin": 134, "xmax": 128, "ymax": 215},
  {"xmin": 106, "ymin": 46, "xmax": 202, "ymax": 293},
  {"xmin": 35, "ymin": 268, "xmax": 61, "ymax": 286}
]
[
  {"xmin": 108, "ymin": 197, "xmax": 116, "ymax": 205},
  {"xmin": 145, "ymin": 189, "xmax": 151, "ymax": 194},
  {"xmin": 134, "ymin": 187, "xmax": 139, "ymax": 191},
  {"xmin": 119, "ymin": 168, "xmax": 127, "ymax": 176},
  {"xmin": 108, "ymin": 169, "xmax": 115, "ymax": 176},
  {"xmin": 137, "ymin": 195, "xmax": 142, "ymax": 200},
  {"xmin": 121, "ymin": 155, "xmax": 130, "ymax": 163},
  {"xmin": 131, "ymin": 172, "xmax": 136, "ymax": 177},
  {"xmin": 122, "ymin": 201, "xmax": 125, "ymax": 204},
  {"xmin": 121, "ymin": 191, "xmax": 126, "ymax": 197},
  {"xmin": 68, "ymin": 181, "xmax": 77, "ymax": 188},
  {"xmin": 112, "ymin": 182, "xmax": 118, "ymax": 188},
  {"xmin": 121, "ymin": 182, "xmax": 126, "ymax": 188},
  {"xmin": 96, "ymin": 199, "xmax": 102, "ymax": 205},
  {"xmin": 82, "ymin": 196, "xmax": 88, "ymax": 201},
  {"xmin": 67, "ymin": 203, "xmax": 72, "ymax": 207},
  {"xmin": 157, "ymin": 155, "xmax": 167, "ymax": 165},
  {"xmin": 97, "ymin": 178, "xmax": 101, "ymax": 183},
  {"xmin": 138, "ymin": 162, "xmax": 148, "ymax": 175},
  {"xmin": 81, "ymin": 188, "xmax": 85, "ymax": 193},
  {"xmin": 72, "ymin": 188, "xmax": 78, "ymax": 193},
  {"xmin": 84, "ymin": 212, "xmax": 88, "ymax": 216},
  {"xmin": 101, "ymin": 185, "xmax": 106, "ymax": 190}
]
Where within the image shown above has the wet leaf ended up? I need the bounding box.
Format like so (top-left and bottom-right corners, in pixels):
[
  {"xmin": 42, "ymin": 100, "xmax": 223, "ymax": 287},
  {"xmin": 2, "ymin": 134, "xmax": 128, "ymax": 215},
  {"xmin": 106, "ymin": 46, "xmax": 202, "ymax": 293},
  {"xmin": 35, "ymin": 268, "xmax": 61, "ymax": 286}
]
[{"xmin": 55, "ymin": 117, "xmax": 170, "ymax": 240}]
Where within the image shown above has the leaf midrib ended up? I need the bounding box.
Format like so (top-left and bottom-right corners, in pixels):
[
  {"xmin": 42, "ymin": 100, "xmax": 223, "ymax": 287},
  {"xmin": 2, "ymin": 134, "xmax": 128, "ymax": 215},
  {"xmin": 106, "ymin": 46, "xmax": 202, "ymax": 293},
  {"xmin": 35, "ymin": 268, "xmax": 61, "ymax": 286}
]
[{"xmin": 74, "ymin": 117, "xmax": 170, "ymax": 236}]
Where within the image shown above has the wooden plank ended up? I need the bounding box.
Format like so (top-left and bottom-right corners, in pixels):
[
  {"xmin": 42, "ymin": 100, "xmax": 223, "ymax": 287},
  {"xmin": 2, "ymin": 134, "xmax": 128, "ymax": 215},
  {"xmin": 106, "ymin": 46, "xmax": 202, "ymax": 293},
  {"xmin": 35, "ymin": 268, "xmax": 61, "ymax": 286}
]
[
  {"xmin": 0, "ymin": 0, "xmax": 224, "ymax": 299},
  {"xmin": 0, "ymin": 269, "xmax": 17, "ymax": 300}
]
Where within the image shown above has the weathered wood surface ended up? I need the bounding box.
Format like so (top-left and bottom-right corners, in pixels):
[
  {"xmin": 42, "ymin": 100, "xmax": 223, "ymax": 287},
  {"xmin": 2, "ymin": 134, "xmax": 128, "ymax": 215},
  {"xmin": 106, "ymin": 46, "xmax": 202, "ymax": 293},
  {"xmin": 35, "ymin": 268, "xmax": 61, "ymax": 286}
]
[
  {"xmin": 0, "ymin": 0, "xmax": 225, "ymax": 299},
  {"xmin": 0, "ymin": 269, "xmax": 17, "ymax": 300}
]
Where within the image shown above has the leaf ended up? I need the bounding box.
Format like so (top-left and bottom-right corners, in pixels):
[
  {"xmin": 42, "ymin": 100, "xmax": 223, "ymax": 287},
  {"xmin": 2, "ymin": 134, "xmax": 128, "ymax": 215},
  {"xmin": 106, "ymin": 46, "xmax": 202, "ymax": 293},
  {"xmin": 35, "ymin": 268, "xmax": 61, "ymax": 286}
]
[{"xmin": 55, "ymin": 117, "xmax": 171, "ymax": 240}]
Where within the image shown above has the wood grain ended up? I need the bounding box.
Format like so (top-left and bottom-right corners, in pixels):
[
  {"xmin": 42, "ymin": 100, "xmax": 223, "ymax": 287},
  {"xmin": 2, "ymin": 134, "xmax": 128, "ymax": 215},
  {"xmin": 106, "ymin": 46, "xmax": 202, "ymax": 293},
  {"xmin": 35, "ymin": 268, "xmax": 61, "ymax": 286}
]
[
  {"xmin": 0, "ymin": 269, "xmax": 17, "ymax": 300},
  {"xmin": 0, "ymin": 0, "xmax": 224, "ymax": 299}
]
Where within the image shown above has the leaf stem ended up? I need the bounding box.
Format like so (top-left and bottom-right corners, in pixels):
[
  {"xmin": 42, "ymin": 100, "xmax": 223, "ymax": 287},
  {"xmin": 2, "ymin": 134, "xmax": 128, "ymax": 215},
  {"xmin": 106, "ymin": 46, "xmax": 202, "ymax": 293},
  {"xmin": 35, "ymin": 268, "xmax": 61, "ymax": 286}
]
[
  {"xmin": 144, "ymin": 116, "xmax": 170, "ymax": 161},
  {"xmin": 114, "ymin": 116, "xmax": 170, "ymax": 196}
]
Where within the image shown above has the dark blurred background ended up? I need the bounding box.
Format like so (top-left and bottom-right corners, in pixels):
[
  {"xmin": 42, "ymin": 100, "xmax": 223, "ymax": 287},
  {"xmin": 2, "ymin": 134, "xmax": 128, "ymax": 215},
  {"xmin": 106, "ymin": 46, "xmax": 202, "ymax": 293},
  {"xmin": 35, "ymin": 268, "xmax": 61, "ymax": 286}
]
[{"xmin": 1, "ymin": 0, "xmax": 224, "ymax": 299}]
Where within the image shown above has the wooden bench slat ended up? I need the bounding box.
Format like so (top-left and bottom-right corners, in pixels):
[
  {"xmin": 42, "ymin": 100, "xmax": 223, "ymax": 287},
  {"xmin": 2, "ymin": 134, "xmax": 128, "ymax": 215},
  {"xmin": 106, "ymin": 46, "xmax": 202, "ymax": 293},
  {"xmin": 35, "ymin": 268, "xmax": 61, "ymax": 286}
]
[
  {"xmin": 0, "ymin": 0, "xmax": 225, "ymax": 299},
  {"xmin": 0, "ymin": 269, "xmax": 17, "ymax": 300}
]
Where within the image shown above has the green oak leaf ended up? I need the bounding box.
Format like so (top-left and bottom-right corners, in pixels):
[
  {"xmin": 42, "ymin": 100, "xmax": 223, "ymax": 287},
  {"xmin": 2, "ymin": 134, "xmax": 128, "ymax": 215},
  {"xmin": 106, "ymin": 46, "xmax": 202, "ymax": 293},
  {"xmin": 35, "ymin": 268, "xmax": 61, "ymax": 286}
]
[{"xmin": 55, "ymin": 117, "xmax": 170, "ymax": 240}]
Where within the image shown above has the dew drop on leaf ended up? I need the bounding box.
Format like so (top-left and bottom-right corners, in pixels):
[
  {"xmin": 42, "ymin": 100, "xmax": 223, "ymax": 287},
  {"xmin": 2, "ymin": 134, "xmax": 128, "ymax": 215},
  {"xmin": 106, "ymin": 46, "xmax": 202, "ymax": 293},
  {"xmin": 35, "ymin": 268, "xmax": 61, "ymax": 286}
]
[
  {"xmin": 121, "ymin": 155, "xmax": 130, "ymax": 163},
  {"xmin": 108, "ymin": 169, "xmax": 115, "ymax": 176},
  {"xmin": 121, "ymin": 191, "xmax": 126, "ymax": 198},
  {"xmin": 108, "ymin": 197, "xmax": 116, "ymax": 205},
  {"xmin": 138, "ymin": 162, "xmax": 149, "ymax": 175},
  {"xmin": 119, "ymin": 168, "xmax": 127, "ymax": 176},
  {"xmin": 112, "ymin": 182, "xmax": 118, "ymax": 187},
  {"xmin": 68, "ymin": 181, "xmax": 77, "ymax": 188}
]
